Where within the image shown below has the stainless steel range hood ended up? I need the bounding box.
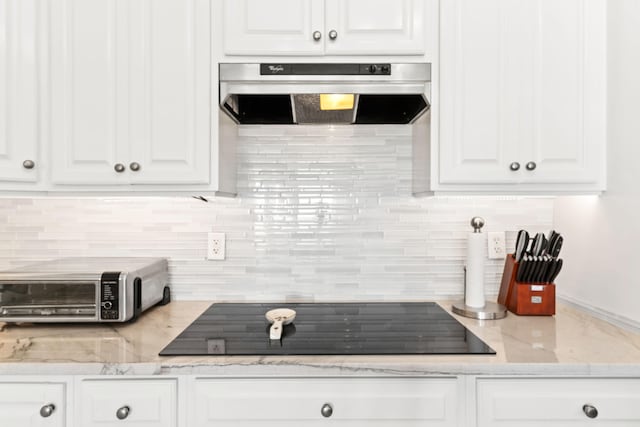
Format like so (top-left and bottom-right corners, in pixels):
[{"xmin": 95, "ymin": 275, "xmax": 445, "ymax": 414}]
[{"xmin": 219, "ymin": 63, "xmax": 431, "ymax": 125}]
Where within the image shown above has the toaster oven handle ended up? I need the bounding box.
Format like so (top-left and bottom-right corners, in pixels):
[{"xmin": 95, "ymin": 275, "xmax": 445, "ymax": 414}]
[{"xmin": 133, "ymin": 277, "xmax": 142, "ymax": 320}]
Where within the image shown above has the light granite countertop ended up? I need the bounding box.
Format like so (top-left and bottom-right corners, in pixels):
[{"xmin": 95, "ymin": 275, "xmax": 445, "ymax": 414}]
[{"xmin": 1, "ymin": 301, "xmax": 639, "ymax": 377}]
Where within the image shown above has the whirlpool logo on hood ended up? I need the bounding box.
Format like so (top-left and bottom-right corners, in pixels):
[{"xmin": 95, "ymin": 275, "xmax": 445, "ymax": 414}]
[{"xmin": 261, "ymin": 64, "xmax": 289, "ymax": 75}]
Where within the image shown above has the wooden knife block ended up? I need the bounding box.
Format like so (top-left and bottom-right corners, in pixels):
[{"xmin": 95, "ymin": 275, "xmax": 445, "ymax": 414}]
[{"xmin": 497, "ymin": 254, "xmax": 556, "ymax": 316}]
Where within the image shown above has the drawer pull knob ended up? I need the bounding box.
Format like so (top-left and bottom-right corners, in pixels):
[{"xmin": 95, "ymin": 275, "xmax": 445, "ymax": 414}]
[
  {"xmin": 129, "ymin": 162, "xmax": 141, "ymax": 172},
  {"xmin": 23, "ymin": 159, "xmax": 36, "ymax": 169},
  {"xmin": 328, "ymin": 30, "xmax": 338, "ymax": 40},
  {"xmin": 321, "ymin": 403, "xmax": 333, "ymax": 418},
  {"xmin": 116, "ymin": 405, "xmax": 130, "ymax": 420},
  {"xmin": 40, "ymin": 403, "xmax": 55, "ymax": 418},
  {"xmin": 114, "ymin": 163, "xmax": 126, "ymax": 173},
  {"xmin": 526, "ymin": 161, "xmax": 537, "ymax": 171},
  {"xmin": 583, "ymin": 404, "xmax": 598, "ymax": 419},
  {"xmin": 313, "ymin": 31, "xmax": 321, "ymax": 41},
  {"xmin": 509, "ymin": 162, "xmax": 520, "ymax": 171}
]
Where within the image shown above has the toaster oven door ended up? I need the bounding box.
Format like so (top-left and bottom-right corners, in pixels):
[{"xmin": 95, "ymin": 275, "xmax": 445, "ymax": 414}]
[{"xmin": 0, "ymin": 280, "xmax": 98, "ymax": 319}]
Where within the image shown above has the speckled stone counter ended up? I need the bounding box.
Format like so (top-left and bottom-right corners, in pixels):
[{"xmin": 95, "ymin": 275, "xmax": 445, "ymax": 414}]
[{"xmin": 1, "ymin": 301, "xmax": 639, "ymax": 376}]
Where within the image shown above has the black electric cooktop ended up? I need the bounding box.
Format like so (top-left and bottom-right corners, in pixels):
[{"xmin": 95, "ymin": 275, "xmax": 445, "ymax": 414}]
[{"xmin": 159, "ymin": 302, "xmax": 495, "ymax": 356}]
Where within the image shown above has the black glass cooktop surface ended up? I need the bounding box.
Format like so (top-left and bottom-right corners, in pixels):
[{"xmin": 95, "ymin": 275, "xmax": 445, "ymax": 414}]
[{"xmin": 159, "ymin": 302, "xmax": 495, "ymax": 356}]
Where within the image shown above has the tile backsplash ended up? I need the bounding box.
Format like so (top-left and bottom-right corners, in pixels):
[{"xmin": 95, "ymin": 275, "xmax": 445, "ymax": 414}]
[{"xmin": 0, "ymin": 125, "xmax": 553, "ymax": 301}]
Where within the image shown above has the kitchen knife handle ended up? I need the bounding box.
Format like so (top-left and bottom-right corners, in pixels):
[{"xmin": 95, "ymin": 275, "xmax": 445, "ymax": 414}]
[{"xmin": 549, "ymin": 259, "xmax": 563, "ymax": 283}]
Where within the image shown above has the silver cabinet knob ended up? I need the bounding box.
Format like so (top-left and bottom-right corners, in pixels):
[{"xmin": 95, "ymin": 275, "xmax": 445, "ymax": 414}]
[
  {"xmin": 328, "ymin": 29, "xmax": 338, "ymax": 40},
  {"xmin": 114, "ymin": 163, "xmax": 126, "ymax": 173},
  {"xmin": 583, "ymin": 404, "xmax": 598, "ymax": 419},
  {"xmin": 129, "ymin": 162, "xmax": 141, "ymax": 172},
  {"xmin": 320, "ymin": 403, "xmax": 333, "ymax": 418},
  {"xmin": 116, "ymin": 405, "xmax": 130, "ymax": 420},
  {"xmin": 509, "ymin": 162, "xmax": 520, "ymax": 171},
  {"xmin": 22, "ymin": 159, "xmax": 35, "ymax": 169},
  {"xmin": 313, "ymin": 30, "xmax": 322, "ymax": 41},
  {"xmin": 526, "ymin": 161, "xmax": 537, "ymax": 171},
  {"xmin": 40, "ymin": 403, "xmax": 55, "ymax": 418}
]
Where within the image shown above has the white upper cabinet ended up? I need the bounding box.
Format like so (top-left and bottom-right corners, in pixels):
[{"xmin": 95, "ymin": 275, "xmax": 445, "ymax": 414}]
[
  {"xmin": 0, "ymin": 0, "xmax": 39, "ymax": 183},
  {"xmin": 223, "ymin": 0, "xmax": 324, "ymax": 56},
  {"xmin": 324, "ymin": 0, "xmax": 425, "ymax": 55},
  {"xmin": 438, "ymin": 0, "xmax": 606, "ymax": 192},
  {"xmin": 127, "ymin": 0, "xmax": 210, "ymax": 185},
  {"xmin": 50, "ymin": 0, "xmax": 210, "ymax": 186},
  {"xmin": 222, "ymin": 0, "xmax": 426, "ymax": 56}
]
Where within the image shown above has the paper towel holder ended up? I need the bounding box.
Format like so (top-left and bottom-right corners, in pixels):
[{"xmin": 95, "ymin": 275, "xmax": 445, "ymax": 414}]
[{"xmin": 452, "ymin": 217, "xmax": 507, "ymax": 320}]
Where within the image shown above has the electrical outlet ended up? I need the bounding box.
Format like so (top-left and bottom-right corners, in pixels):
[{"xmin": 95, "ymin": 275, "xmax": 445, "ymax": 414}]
[
  {"xmin": 488, "ymin": 231, "xmax": 506, "ymax": 259},
  {"xmin": 207, "ymin": 232, "xmax": 226, "ymax": 260}
]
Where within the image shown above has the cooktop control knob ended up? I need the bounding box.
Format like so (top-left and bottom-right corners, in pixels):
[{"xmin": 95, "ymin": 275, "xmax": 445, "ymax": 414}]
[
  {"xmin": 103, "ymin": 301, "xmax": 112, "ymax": 309},
  {"xmin": 368, "ymin": 64, "xmax": 377, "ymax": 74},
  {"xmin": 381, "ymin": 64, "xmax": 390, "ymax": 74}
]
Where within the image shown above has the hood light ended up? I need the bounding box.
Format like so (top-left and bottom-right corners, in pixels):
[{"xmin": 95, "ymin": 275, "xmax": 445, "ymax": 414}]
[{"xmin": 320, "ymin": 94, "xmax": 354, "ymax": 111}]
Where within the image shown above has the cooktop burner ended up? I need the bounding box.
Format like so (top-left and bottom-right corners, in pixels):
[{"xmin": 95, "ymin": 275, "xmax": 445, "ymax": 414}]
[{"xmin": 159, "ymin": 302, "xmax": 495, "ymax": 356}]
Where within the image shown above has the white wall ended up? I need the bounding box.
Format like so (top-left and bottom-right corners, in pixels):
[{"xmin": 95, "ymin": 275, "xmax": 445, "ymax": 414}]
[
  {"xmin": 554, "ymin": 0, "xmax": 640, "ymax": 325},
  {"xmin": 0, "ymin": 125, "xmax": 553, "ymax": 301}
]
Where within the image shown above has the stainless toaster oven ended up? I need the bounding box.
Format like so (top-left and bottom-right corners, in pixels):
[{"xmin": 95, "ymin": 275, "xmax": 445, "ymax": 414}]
[{"xmin": 0, "ymin": 258, "xmax": 170, "ymax": 323}]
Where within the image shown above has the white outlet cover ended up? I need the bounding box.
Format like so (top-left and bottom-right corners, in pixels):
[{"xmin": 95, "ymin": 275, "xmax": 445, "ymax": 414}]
[
  {"xmin": 487, "ymin": 231, "xmax": 506, "ymax": 259},
  {"xmin": 207, "ymin": 232, "xmax": 226, "ymax": 260}
]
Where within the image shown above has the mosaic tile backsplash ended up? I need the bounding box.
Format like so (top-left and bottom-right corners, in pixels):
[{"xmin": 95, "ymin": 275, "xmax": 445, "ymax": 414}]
[{"xmin": 0, "ymin": 126, "xmax": 553, "ymax": 301}]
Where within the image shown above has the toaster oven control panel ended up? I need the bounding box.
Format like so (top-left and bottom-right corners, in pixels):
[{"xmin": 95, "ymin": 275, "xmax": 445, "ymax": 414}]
[{"xmin": 100, "ymin": 272, "xmax": 121, "ymax": 320}]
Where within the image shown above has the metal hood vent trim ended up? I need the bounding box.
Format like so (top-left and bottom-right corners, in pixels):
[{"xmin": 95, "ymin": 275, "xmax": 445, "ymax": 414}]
[{"xmin": 219, "ymin": 63, "xmax": 431, "ymax": 125}]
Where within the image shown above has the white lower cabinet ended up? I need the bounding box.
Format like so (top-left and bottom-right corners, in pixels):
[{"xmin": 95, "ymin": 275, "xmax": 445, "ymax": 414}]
[
  {"xmin": 477, "ymin": 378, "xmax": 640, "ymax": 426},
  {"xmin": 191, "ymin": 377, "xmax": 459, "ymax": 427},
  {"xmin": 77, "ymin": 379, "xmax": 177, "ymax": 427},
  {"xmin": 3, "ymin": 375, "xmax": 640, "ymax": 426},
  {"xmin": 0, "ymin": 382, "xmax": 65, "ymax": 427}
]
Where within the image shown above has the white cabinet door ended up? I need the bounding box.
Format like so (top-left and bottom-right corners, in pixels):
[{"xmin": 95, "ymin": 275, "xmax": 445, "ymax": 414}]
[
  {"xmin": 78, "ymin": 379, "xmax": 177, "ymax": 427},
  {"xmin": 222, "ymin": 0, "xmax": 324, "ymax": 55},
  {"xmin": 477, "ymin": 378, "xmax": 640, "ymax": 426},
  {"xmin": 439, "ymin": 0, "xmax": 605, "ymax": 190},
  {"xmin": 439, "ymin": 0, "xmax": 520, "ymax": 185},
  {"xmin": 0, "ymin": 0, "xmax": 39, "ymax": 182},
  {"xmin": 324, "ymin": 0, "xmax": 426, "ymax": 55},
  {"xmin": 222, "ymin": 0, "xmax": 426, "ymax": 56},
  {"xmin": 128, "ymin": 0, "xmax": 210, "ymax": 184},
  {"xmin": 0, "ymin": 383, "xmax": 65, "ymax": 427},
  {"xmin": 523, "ymin": 0, "xmax": 605, "ymax": 185},
  {"xmin": 50, "ymin": 0, "xmax": 128, "ymax": 185},
  {"xmin": 192, "ymin": 377, "xmax": 458, "ymax": 427},
  {"xmin": 50, "ymin": 0, "xmax": 211, "ymax": 186}
]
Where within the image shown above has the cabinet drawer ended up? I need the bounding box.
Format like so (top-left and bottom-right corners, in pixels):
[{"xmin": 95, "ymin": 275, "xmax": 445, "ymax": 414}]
[
  {"xmin": 0, "ymin": 382, "xmax": 65, "ymax": 427},
  {"xmin": 477, "ymin": 378, "xmax": 640, "ymax": 426},
  {"xmin": 78, "ymin": 379, "xmax": 177, "ymax": 427},
  {"xmin": 193, "ymin": 377, "xmax": 458, "ymax": 427}
]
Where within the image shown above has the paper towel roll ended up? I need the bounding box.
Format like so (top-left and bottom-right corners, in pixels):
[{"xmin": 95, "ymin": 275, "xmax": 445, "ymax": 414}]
[{"xmin": 465, "ymin": 232, "xmax": 486, "ymax": 308}]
